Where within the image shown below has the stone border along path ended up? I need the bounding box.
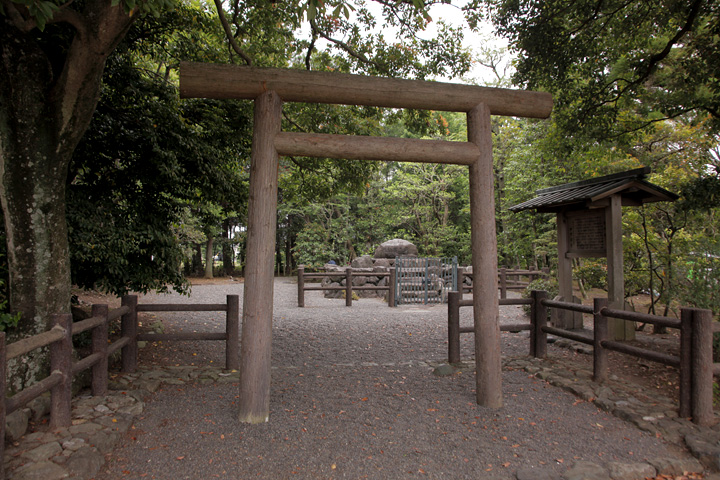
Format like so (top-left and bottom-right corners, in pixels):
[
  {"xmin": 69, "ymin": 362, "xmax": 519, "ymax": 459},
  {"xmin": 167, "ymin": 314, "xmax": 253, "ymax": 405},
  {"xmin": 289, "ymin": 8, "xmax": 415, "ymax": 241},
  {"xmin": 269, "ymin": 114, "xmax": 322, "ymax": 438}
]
[
  {"xmin": 5, "ymin": 280, "xmax": 720, "ymax": 480},
  {"xmin": 4, "ymin": 356, "xmax": 720, "ymax": 480}
]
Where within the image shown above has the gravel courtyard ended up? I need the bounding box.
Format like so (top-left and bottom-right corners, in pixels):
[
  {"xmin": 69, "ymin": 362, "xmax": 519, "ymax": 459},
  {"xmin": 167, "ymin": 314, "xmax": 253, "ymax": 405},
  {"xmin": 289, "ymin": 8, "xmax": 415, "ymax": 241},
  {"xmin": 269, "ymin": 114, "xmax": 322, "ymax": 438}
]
[{"xmin": 95, "ymin": 278, "xmax": 691, "ymax": 479}]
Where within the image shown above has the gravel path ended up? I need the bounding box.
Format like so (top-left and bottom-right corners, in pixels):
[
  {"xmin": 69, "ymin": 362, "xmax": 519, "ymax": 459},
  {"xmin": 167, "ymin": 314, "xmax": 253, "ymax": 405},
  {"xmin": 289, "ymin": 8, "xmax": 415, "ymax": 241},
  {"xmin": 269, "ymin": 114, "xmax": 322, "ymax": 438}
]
[{"xmin": 96, "ymin": 279, "xmax": 686, "ymax": 479}]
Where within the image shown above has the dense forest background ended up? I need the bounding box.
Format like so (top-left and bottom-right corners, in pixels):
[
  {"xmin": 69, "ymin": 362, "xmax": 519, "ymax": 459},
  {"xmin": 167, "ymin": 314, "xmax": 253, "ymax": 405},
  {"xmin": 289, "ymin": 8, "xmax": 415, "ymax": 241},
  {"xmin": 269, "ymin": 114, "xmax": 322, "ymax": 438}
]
[{"xmin": 2, "ymin": 0, "xmax": 719, "ymax": 333}]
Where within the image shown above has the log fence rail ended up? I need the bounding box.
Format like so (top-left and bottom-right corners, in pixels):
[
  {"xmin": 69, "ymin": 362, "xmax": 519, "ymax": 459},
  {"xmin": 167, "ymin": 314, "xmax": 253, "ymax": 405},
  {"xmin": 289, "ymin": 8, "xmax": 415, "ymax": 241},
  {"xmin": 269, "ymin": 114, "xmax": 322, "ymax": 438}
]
[
  {"xmin": 461, "ymin": 267, "xmax": 550, "ymax": 298},
  {"xmin": 447, "ymin": 290, "xmax": 715, "ymax": 426},
  {"xmin": 297, "ymin": 265, "xmax": 396, "ymax": 307},
  {"xmin": 298, "ymin": 265, "xmax": 549, "ymax": 307}
]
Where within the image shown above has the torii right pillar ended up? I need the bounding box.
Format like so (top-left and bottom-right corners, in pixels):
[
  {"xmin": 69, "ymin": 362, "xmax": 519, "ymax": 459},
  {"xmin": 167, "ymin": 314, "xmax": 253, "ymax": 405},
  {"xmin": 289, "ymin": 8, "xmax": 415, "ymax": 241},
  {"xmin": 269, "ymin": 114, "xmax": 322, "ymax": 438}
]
[{"xmin": 467, "ymin": 103, "xmax": 502, "ymax": 408}]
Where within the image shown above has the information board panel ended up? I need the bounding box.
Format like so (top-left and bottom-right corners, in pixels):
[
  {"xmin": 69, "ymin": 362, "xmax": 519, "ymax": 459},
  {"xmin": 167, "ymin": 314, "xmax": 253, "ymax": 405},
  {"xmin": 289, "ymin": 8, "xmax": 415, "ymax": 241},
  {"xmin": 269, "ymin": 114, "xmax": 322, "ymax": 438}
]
[{"xmin": 566, "ymin": 210, "xmax": 606, "ymax": 257}]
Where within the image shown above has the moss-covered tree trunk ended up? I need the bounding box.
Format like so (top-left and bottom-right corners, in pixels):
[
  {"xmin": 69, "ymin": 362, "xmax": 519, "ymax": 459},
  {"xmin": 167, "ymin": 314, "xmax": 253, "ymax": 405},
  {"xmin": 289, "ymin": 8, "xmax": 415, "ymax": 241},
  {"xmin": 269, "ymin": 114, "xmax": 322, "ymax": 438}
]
[{"xmin": 0, "ymin": 3, "xmax": 135, "ymax": 390}]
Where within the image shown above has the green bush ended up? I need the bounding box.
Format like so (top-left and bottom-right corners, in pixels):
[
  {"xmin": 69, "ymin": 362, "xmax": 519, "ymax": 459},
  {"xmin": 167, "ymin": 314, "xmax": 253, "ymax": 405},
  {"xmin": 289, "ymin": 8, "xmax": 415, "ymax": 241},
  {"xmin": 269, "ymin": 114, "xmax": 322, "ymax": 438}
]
[
  {"xmin": 575, "ymin": 260, "xmax": 607, "ymax": 290},
  {"xmin": 521, "ymin": 277, "xmax": 559, "ymax": 315}
]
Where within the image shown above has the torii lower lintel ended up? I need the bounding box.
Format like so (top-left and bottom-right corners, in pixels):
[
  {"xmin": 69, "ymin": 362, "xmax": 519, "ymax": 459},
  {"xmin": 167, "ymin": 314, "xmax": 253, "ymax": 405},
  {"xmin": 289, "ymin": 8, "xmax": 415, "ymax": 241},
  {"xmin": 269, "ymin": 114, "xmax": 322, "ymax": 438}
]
[{"xmin": 179, "ymin": 63, "xmax": 552, "ymax": 423}]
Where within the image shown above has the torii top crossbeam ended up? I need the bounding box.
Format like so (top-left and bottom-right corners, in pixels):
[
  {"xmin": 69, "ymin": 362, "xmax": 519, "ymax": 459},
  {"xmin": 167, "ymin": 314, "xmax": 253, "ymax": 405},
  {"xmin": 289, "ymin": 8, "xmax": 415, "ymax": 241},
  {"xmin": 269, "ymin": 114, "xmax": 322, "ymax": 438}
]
[{"xmin": 179, "ymin": 62, "xmax": 552, "ymax": 423}]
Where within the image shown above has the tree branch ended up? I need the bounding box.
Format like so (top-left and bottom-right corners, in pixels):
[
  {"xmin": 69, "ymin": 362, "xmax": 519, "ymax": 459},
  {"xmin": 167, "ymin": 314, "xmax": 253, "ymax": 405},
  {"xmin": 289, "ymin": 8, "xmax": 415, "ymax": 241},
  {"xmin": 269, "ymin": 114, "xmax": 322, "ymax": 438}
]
[
  {"xmin": 213, "ymin": 0, "xmax": 252, "ymax": 66},
  {"xmin": 309, "ymin": 18, "xmax": 383, "ymax": 72},
  {"xmin": 1, "ymin": 0, "xmax": 37, "ymax": 32}
]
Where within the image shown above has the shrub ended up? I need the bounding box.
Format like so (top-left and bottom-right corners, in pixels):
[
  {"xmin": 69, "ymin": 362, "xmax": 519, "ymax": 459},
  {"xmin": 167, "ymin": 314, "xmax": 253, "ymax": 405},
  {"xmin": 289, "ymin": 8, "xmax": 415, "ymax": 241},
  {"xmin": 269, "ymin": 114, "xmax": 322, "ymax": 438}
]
[
  {"xmin": 521, "ymin": 277, "xmax": 559, "ymax": 315},
  {"xmin": 574, "ymin": 260, "xmax": 607, "ymax": 290}
]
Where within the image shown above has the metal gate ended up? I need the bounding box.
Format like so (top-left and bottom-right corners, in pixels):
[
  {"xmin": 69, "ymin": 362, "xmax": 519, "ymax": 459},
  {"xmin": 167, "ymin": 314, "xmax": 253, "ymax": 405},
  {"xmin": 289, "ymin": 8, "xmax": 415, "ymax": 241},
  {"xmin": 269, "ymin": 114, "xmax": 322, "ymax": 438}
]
[{"xmin": 394, "ymin": 256, "xmax": 458, "ymax": 305}]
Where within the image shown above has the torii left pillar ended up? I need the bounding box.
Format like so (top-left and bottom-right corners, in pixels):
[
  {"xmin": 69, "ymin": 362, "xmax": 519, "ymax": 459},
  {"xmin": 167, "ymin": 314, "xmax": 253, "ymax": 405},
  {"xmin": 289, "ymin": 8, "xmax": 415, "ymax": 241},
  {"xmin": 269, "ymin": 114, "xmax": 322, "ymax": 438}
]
[{"xmin": 238, "ymin": 91, "xmax": 282, "ymax": 423}]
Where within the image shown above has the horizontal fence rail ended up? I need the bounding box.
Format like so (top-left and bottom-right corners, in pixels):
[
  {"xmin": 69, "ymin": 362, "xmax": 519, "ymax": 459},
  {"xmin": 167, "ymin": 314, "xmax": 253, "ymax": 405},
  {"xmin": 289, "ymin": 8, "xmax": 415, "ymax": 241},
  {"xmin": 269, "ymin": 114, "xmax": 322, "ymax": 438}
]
[
  {"xmin": 447, "ymin": 290, "xmax": 715, "ymax": 427},
  {"xmin": 297, "ymin": 265, "xmax": 396, "ymax": 307},
  {"xmin": 461, "ymin": 267, "xmax": 549, "ymax": 299},
  {"xmin": 1, "ymin": 294, "xmax": 240, "ymax": 478}
]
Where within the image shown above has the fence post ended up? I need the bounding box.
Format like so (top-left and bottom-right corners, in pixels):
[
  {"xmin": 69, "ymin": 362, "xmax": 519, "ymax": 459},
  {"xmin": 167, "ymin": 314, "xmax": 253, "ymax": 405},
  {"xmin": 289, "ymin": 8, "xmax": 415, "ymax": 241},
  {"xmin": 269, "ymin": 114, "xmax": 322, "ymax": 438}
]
[
  {"xmin": 691, "ymin": 308, "xmax": 714, "ymax": 426},
  {"xmin": 121, "ymin": 295, "xmax": 138, "ymax": 373},
  {"xmin": 345, "ymin": 267, "xmax": 352, "ymax": 307},
  {"xmin": 499, "ymin": 268, "xmax": 507, "ymax": 299},
  {"xmin": 530, "ymin": 290, "xmax": 547, "ymax": 358},
  {"xmin": 91, "ymin": 304, "xmax": 109, "ymax": 396},
  {"xmin": 297, "ymin": 265, "xmax": 305, "ymax": 308},
  {"xmin": 49, "ymin": 313, "xmax": 73, "ymax": 429},
  {"xmin": 0, "ymin": 331, "xmax": 6, "ymax": 480},
  {"xmin": 679, "ymin": 308, "xmax": 693, "ymax": 418},
  {"xmin": 593, "ymin": 298, "xmax": 609, "ymax": 383},
  {"xmin": 388, "ymin": 269, "xmax": 396, "ymax": 307},
  {"xmin": 226, "ymin": 295, "xmax": 240, "ymax": 370},
  {"xmin": 448, "ymin": 291, "xmax": 461, "ymax": 364}
]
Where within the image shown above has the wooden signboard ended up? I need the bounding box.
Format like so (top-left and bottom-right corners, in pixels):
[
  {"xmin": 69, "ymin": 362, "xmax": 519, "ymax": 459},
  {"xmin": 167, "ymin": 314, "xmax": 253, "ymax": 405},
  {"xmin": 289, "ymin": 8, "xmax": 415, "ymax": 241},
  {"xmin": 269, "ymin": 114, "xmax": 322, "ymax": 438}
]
[{"xmin": 566, "ymin": 209, "xmax": 606, "ymax": 258}]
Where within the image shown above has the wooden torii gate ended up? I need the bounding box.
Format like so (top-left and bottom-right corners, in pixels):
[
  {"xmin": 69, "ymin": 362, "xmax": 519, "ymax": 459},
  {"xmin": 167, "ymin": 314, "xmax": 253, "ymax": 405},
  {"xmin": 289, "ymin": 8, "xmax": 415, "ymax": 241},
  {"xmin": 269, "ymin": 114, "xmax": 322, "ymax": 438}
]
[{"xmin": 179, "ymin": 62, "xmax": 553, "ymax": 423}]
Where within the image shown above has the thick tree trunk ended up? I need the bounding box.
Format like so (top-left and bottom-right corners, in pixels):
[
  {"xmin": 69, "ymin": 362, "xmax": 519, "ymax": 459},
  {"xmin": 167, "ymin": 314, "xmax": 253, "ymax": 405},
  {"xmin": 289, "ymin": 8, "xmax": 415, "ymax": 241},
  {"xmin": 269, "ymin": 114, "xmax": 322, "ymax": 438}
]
[{"xmin": 0, "ymin": 4, "xmax": 135, "ymax": 390}]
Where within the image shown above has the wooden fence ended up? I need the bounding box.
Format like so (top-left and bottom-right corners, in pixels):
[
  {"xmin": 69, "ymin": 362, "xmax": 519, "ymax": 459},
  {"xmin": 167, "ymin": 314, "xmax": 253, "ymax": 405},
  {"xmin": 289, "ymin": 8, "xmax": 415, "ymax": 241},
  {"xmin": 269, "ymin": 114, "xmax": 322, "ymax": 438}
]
[
  {"xmin": 298, "ymin": 266, "xmax": 548, "ymax": 307},
  {"xmin": 297, "ymin": 265, "xmax": 396, "ymax": 307},
  {"xmin": 0, "ymin": 295, "xmax": 239, "ymax": 478},
  {"xmin": 447, "ymin": 290, "xmax": 715, "ymax": 426},
  {"xmin": 461, "ymin": 267, "xmax": 549, "ymax": 299}
]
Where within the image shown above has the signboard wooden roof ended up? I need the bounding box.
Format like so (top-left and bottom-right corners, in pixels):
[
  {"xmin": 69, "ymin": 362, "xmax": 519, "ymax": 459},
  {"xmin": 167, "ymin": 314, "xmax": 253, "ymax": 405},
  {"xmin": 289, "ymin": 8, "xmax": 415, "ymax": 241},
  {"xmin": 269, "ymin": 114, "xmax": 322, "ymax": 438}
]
[{"xmin": 509, "ymin": 167, "xmax": 679, "ymax": 213}]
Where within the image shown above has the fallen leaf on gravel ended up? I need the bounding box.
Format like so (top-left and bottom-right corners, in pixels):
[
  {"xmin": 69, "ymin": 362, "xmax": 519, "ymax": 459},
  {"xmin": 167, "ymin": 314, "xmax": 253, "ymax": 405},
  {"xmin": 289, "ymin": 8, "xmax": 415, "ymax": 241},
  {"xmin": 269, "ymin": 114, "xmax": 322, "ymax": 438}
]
[
  {"xmin": 361, "ymin": 397, "xmax": 369, "ymax": 401},
  {"xmin": 176, "ymin": 456, "xmax": 185, "ymax": 460}
]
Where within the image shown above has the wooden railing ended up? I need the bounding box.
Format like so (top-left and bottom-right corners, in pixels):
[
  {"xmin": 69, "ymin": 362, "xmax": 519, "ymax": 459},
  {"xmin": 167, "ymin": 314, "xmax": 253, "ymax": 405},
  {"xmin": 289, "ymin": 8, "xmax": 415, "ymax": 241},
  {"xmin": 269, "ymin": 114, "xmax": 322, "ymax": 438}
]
[
  {"xmin": 461, "ymin": 267, "xmax": 549, "ymax": 299},
  {"xmin": 297, "ymin": 265, "xmax": 396, "ymax": 307},
  {"xmin": 447, "ymin": 290, "xmax": 715, "ymax": 426},
  {"xmin": 0, "ymin": 295, "xmax": 239, "ymax": 478}
]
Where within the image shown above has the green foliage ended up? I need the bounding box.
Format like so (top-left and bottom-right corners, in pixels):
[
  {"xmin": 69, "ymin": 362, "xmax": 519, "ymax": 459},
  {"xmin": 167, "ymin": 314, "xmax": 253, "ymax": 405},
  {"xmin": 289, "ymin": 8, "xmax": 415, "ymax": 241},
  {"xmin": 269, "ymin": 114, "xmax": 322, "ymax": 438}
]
[
  {"xmin": 574, "ymin": 260, "xmax": 607, "ymax": 291},
  {"xmin": 521, "ymin": 276, "xmax": 559, "ymax": 315},
  {"xmin": 482, "ymin": 0, "xmax": 720, "ymax": 137},
  {"xmin": 68, "ymin": 6, "xmax": 251, "ymax": 294}
]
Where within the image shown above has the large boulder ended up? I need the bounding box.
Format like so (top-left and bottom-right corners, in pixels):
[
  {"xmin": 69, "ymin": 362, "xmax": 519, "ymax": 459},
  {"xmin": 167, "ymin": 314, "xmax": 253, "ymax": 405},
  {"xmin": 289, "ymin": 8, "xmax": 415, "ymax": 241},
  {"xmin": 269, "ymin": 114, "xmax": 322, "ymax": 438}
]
[{"xmin": 374, "ymin": 239, "xmax": 418, "ymax": 259}]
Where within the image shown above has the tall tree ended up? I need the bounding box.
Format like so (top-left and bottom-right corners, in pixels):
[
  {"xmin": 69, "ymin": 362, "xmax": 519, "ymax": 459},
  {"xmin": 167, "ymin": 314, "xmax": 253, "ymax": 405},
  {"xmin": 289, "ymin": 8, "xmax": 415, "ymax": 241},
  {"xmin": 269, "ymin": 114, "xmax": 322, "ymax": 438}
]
[
  {"xmin": 0, "ymin": 0, "xmax": 174, "ymax": 387},
  {"xmin": 476, "ymin": 0, "xmax": 720, "ymax": 138}
]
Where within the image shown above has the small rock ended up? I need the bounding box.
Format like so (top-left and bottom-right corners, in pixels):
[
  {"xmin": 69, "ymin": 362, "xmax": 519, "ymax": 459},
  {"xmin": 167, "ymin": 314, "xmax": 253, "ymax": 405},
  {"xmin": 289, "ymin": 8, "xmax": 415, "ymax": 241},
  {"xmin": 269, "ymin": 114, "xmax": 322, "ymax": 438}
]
[
  {"xmin": 5, "ymin": 408, "xmax": 30, "ymax": 442},
  {"xmin": 12, "ymin": 460, "xmax": 69, "ymax": 480},
  {"xmin": 27, "ymin": 395, "xmax": 51, "ymax": 422},
  {"xmin": 648, "ymin": 457, "xmax": 704, "ymax": 476},
  {"xmin": 606, "ymin": 461, "xmax": 656, "ymax": 480},
  {"xmin": 22, "ymin": 441, "xmax": 63, "ymax": 462},
  {"xmin": 432, "ymin": 364, "xmax": 455, "ymax": 377},
  {"xmin": 562, "ymin": 461, "xmax": 608, "ymax": 480},
  {"xmin": 64, "ymin": 447, "xmax": 105, "ymax": 479},
  {"xmin": 62, "ymin": 437, "xmax": 87, "ymax": 451}
]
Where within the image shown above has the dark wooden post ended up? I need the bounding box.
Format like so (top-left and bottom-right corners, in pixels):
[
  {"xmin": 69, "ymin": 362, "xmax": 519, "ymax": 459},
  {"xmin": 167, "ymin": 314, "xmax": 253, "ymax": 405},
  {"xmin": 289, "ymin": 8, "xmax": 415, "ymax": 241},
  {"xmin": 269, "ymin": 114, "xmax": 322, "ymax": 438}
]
[
  {"xmin": 297, "ymin": 265, "xmax": 305, "ymax": 308},
  {"xmin": 238, "ymin": 90, "xmax": 282, "ymax": 424},
  {"xmin": 226, "ymin": 295, "xmax": 240, "ymax": 371},
  {"xmin": 121, "ymin": 295, "xmax": 138, "ymax": 373},
  {"xmin": 468, "ymin": 102, "xmax": 502, "ymax": 408},
  {"xmin": 499, "ymin": 268, "xmax": 507, "ymax": 299},
  {"xmin": 679, "ymin": 308, "xmax": 693, "ymax": 418},
  {"xmin": 593, "ymin": 298, "xmax": 609, "ymax": 382},
  {"xmin": 448, "ymin": 291, "xmax": 461, "ymax": 364},
  {"xmin": 0, "ymin": 331, "xmax": 6, "ymax": 480},
  {"xmin": 345, "ymin": 267, "xmax": 352, "ymax": 307},
  {"xmin": 91, "ymin": 304, "xmax": 109, "ymax": 396},
  {"xmin": 691, "ymin": 308, "xmax": 714, "ymax": 426},
  {"xmin": 49, "ymin": 313, "xmax": 73, "ymax": 429},
  {"xmin": 388, "ymin": 269, "xmax": 396, "ymax": 307},
  {"xmin": 530, "ymin": 290, "xmax": 548, "ymax": 358}
]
